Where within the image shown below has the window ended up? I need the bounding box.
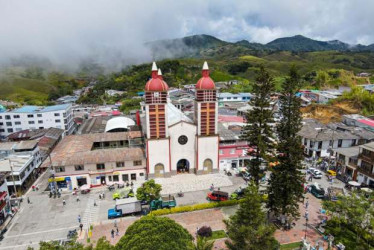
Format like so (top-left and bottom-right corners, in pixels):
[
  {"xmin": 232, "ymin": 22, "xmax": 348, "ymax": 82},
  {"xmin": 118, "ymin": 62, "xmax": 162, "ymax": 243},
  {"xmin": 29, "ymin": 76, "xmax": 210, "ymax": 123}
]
[
  {"xmin": 6, "ymin": 122, "xmax": 12, "ymax": 126},
  {"xmin": 178, "ymin": 135, "xmax": 188, "ymax": 145},
  {"xmin": 351, "ymin": 139, "xmax": 356, "ymax": 146},
  {"xmin": 55, "ymin": 166, "xmax": 65, "ymax": 172},
  {"xmin": 131, "ymin": 173, "xmax": 136, "ymax": 180},
  {"xmin": 304, "ymin": 139, "xmax": 307, "ymax": 146},
  {"xmin": 55, "ymin": 119, "xmax": 61, "ymax": 123},
  {"xmin": 37, "ymin": 114, "xmax": 42, "ymax": 117},
  {"xmin": 38, "ymin": 120, "xmax": 43, "ymax": 124},
  {"xmin": 338, "ymin": 139, "xmax": 343, "ymax": 148},
  {"xmin": 74, "ymin": 165, "xmax": 84, "ymax": 171},
  {"xmin": 0, "ymin": 122, "xmax": 2, "ymax": 126},
  {"xmin": 113, "ymin": 175, "xmax": 119, "ymax": 182},
  {"xmin": 5, "ymin": 115, "xmax": 11, "ymax": 120},
  {"xmin": 140, "ymin": 173, "xmax": 144, "ymax": 177},
  {"xmin": 108, "ymin": 176, "xmax": 112, "ymax": 181},
  {"xmin": 116, "ymin": 162, "xmax": 125, "ymax": 168},
  {"xmin": 122, "ymin": 174, "xmax": 129, "ymax": 182},
  {"xmin": 133, "ymin": 160, "xmax": 142, "ymax": 166},
  {"xmin": 219, "ymin": 150, "xmax": 223, "ymax": 155},
  {"xmin": 329, "ymin": 140, "xmax": 333, "ymax": 147},
  {"xmin": 318, "ymin": 141, "xmax": 322, "ymax": 149},
  {"xmin": 28, "ymin": 121, "xmax": 35, "ymax": 124},
  {"xmin": 96, "ymin": 163, "xmax": 105, "ymax": 170},
  {"xmin": 230, "ymin": 149, "xmax": 235, "ymax": 154},
  {"xmin": 310, "ymin": 141, "xmax": 315, "ymax": 148},
  {"xmin": 27, "ymin": 114, "xmax": 34, "ymax": 118},
  {"xmin": 54, "ymin": 113, "xmax": 60, "ymax": 116},
  {"xmin": 7, "ymin": 128, "xmax": 13, "ymax": 133},
  {"xmin": 0, "ymin": 129, "xmax": 4, "ymax": 132},
  {"xmin": 13, "ymin": 115, "xmax": 20, "ymax": 119},
  {"xmin": 15, "ymin": 121, "xmax": 21, "ymax": 125}
]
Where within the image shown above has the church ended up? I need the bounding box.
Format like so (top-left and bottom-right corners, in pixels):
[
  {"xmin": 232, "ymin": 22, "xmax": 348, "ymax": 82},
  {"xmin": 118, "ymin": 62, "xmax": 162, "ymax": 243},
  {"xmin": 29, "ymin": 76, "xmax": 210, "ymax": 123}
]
[{"xmin": 141, "ymin": 61, "xmax": 219, "ymax": 178}]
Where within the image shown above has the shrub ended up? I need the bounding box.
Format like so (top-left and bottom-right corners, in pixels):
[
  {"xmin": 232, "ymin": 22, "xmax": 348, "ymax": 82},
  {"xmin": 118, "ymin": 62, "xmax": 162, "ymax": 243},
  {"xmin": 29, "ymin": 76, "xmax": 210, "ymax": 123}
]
[
  {"xmin": 197, "ymin": 226, "xmax": 212, "ymax": 238},
  {"xmin": 151, "ymin": 199, "xmax": 242, "ymax": 216}
]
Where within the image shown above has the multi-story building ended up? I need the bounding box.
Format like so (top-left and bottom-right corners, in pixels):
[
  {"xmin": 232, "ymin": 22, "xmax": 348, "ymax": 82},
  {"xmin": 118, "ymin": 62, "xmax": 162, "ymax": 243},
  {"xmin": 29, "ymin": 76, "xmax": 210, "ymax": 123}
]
[
  {"xmin": 0, "ymin": 104, "xmax": 74, "ymax": 139},
  {"xmin": 0, "ymin": 140, "xmax": 42, "ymax": 194},
  {"xmin": 218, "ymin": 92, "xmax": 252, "ymax": 102},
  {"xmin": 299, "ymin": 119, "xmax": 359, "ymax": 158},
  {"xmin": 333, "ymin": 146, "xmax": 360, "ymax": 182},
  {"xmin": 0, "ymin": 173, "xmax": 10, "ymax": 226},
  {"xmin": 357, "ymin": 142, "xmax": 374, "ymax": 188},
  {"xmin": 44, "ymin": 131, "xmax": 146, "ymax": 190}
]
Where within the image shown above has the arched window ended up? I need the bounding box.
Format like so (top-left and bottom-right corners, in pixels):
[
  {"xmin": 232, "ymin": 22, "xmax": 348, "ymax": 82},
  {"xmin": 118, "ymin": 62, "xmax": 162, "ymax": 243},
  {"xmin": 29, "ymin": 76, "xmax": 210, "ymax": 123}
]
[
  {"xmin": 154, "ymin": 163, "xmax": 165, "ymax": 178},
  {"xmin": 203, "ymin": 159, "xmax": 213, "ymax": 174}
]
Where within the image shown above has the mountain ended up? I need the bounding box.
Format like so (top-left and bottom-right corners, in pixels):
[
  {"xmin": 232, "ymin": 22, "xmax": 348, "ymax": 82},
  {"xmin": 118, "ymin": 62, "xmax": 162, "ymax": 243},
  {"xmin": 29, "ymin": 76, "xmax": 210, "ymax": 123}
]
[{"xmin": 147, "ymin": 34, "xmax": 374, "ymax": 58}]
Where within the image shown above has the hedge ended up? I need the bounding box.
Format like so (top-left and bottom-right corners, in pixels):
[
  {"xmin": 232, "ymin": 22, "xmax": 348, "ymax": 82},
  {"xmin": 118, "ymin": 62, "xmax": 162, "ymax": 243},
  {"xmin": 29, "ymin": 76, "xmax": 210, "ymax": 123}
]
[{"xmin": 150, "ymin": 199, "xmax": 242, "ymax": 216}]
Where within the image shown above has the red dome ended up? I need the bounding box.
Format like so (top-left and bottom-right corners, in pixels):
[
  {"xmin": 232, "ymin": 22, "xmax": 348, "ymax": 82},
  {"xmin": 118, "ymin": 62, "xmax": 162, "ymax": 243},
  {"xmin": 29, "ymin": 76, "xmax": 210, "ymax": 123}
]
[
  {"xmin": 196, "ymin": 76, "xmax": 215, "ymax": 90},
  {"xmin": 145, "ymin": 78, "xmax": 169, "ymax": 92}
]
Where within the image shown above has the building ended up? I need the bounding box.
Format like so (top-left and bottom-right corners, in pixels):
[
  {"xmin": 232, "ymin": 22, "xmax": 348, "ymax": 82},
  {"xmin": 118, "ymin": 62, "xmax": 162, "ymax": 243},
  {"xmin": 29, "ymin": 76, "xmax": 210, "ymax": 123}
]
[
  {"xmin": 356, "ymin": 142, "xmax": 374, "ymax": 188},
  {"xmin": 77, "ymin": 116, "xmax": 137, "ymax": 134},
  {"xmin": 0, "ymin": 104, "xmax": 75, "ymax": 139},
  {"xmin": 218, "ymin": 123, "xmax": 251, "ymax": 170},
  {"xmin": 218, "ymin": 92, "xmax": 252, "ymax": 102},
  {"xmin": 105, "ymin": 90, "xmax": 125, "ymax": 97},
  {"xmin": 333, "ymin": 146, "xmax": 360, "ymax": 182},
  {"xmin": 0, "ymin": 173, "xmax": 10, "ymax": 226},
  {"xmin": 342, "ymin": 114, "xmax": 374, "ymax": 131},
  {"xmin": 0, "ymin": 140, "xmax": 42, "ymax": 194},
  {"xmin": 299, "ymin": 119, "xmax": 359, "ymax": 157},
  {"xmin": 142, "ymin": 62, "xmax": 219, "ymax": 178},
  {"xmin": 45, "ymin": 132, "xmax": 146, "ymax": 190}
]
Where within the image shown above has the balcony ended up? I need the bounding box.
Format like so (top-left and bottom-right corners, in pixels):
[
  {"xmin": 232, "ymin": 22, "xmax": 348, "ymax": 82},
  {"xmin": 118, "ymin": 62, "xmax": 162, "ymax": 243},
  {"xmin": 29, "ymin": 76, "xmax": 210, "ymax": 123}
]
[{"xmin": 359, "ymin": 153, "xmax": 374, "ymax": 163}]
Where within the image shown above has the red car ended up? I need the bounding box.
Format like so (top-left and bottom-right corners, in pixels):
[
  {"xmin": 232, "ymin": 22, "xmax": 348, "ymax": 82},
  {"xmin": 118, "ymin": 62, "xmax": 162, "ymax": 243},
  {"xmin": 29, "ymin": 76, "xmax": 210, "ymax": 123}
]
[{"xmin": 207, "ymin": 191, "xmax": 229, "ymax": 201}]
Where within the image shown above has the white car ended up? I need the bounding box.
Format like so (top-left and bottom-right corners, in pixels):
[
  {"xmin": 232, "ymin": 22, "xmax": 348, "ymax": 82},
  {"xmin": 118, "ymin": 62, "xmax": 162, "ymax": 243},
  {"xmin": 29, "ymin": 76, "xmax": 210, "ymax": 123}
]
[
  {"xmin": 313, "ymin": 170, "xmax": 323, "ymax": 179},
  {"xmin": 307, "ymin": 168, "xmax": 316, "ymax": 174}
]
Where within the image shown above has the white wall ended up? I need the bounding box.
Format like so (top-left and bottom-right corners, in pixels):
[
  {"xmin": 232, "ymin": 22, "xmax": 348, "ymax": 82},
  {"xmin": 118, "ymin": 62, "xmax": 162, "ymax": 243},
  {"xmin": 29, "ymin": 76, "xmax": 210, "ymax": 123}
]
[
  {"xmin": 197, "ymin": 136, "xmax": 219, "ymax": 171},
  {"xmin": 147, "ymin": 139, "xmax": 170, "ymax": 174},
  {"xmin": 169, "ymin": 122, "xmax": 196, "ymax": 171}
]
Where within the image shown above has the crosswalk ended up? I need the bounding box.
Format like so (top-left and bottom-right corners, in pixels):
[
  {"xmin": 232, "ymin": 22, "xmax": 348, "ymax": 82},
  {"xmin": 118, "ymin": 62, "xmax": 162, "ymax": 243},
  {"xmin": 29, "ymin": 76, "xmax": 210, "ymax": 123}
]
[{"xmin": 81, "ymin": 196, "xmax": 100, "ymax": 230}]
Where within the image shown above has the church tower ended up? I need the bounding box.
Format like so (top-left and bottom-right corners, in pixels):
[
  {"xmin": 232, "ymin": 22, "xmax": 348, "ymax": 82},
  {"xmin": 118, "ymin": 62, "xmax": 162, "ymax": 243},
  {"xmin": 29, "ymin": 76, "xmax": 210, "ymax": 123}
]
[
  {"xmin": 194, "ymin": 61, "xmax": 219, "ymax": 174},
  {"xmin": 144, "ymin": 62, "xmax": 171, "ymax": 177}
]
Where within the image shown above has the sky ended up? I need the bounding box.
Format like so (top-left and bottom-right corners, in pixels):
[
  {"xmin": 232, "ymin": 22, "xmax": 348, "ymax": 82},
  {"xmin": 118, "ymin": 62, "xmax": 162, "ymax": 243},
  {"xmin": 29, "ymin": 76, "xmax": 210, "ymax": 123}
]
[{"xmin": 1, "ymin": 0, "xmax": 373, "ymax": 68}]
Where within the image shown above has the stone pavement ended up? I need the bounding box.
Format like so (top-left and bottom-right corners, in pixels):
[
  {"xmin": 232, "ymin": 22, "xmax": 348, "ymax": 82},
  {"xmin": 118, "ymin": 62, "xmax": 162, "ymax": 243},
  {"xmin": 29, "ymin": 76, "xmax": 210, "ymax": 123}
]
[{"xmin": 155, "ymin": 173, "xmax": 234, "ymax": 194}]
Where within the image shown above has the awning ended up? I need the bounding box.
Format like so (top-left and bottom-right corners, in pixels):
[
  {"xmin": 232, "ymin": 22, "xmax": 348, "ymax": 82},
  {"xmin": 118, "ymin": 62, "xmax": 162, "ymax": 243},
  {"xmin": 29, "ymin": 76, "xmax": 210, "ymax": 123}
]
[{"xmin": 48, "ymin": 177, "xmax": 66, "ymax": 182}]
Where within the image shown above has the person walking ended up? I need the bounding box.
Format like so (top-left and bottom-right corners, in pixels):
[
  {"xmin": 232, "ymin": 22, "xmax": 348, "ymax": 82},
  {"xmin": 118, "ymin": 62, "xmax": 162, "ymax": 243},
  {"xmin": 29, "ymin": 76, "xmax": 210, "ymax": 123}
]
[
  {"xmin": 27, "ymin": 197, "xmax": 30, "ymax": 204},
  {"xmin": 78, "ymin": 215, "xmax": 81, "ymax": 223},
  {"xmin": 114, "ymin": 219, "xmax": 117, "ymax": 228},
  {"xmin": 111, "ymin": 229, "xmax": 115, "ymax": 238},
  {"xmin": 99, "ymin": 193, "xmax": 102, "ymax": 200},
  {"xmin": 93, "ymin": 200, "xmax": 97, "ymax": 206},
  {"xmin": 79, "ymin": 223, "xmax": 83, "ymax": 232},
  {"xmin": 76, "ymin": 195, "xmax": 80, "ymax": 202},
  {"xmin": 305, "ymin": 199, "xmax": 309, "ymax": 209},
  {"xmin": 116, "ymin": 227, "xmax": 119, "ymax": 236},
  {"xmin": 102, "ymin": 192, "xmax": 105, "ymax": 199},
  {"xmin": 63, "ymin": 199, "xmax": 66, "ymax": 206}
]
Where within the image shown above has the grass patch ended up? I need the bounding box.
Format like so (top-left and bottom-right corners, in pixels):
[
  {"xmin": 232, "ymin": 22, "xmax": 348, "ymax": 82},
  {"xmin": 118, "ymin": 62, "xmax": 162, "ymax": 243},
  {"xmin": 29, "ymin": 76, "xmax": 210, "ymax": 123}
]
[
  {"xmin": 280, "ymin": 241, "xmax": 302, "ymax": 250},
  {"xmin": 207, "ymin": 230, "xmax": 226, "ymax": 241}
]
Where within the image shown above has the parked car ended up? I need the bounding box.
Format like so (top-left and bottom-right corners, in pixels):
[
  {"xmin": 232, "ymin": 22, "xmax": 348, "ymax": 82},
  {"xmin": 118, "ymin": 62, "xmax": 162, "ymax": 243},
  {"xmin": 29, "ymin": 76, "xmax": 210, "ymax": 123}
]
[
  {"xmin": 313, "ymin": 170, "xmax": 323, "ymax": 179},
  {"xmin": 307, "ymin": 167, "xmax": 316, "ymax": 174},
  {"xmin": 150, "ymin": 195, "xmax": 177, "ymax": 210},
  {"xmin": 207, "ymin": 191, "xmax": 229, "ymax": 201},
  {"xmin": 112, "ymin": 187, "xmax": 134, "ymax": 200},
  {"xmin": 310, "ymin": 183, "xmax": 325, "ymax": 199}
]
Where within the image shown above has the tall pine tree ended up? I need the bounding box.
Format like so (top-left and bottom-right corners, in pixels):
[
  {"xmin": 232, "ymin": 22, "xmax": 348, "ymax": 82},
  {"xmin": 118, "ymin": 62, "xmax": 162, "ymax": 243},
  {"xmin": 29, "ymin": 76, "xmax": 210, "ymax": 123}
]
[
  {"xmin": 267, "ymin": 66, "xmax": 304, "ymax": 220},
  {"xmin": 225, "ymin": 182, "xmax": 278, "ymax": 250},
  {"xmin": 242, "ymin": 66, "xmax": 275, "ymax": 185}
]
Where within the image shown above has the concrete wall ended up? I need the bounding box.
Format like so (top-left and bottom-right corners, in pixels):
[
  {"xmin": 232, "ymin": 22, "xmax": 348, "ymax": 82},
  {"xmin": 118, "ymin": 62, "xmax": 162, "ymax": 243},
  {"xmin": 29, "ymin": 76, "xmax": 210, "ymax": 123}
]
[
  {"xmin": 147, "ymin": 138, "xmax": 170, "ymax": 175},
  {"xmin": 197, "ymin": 135, "xmax": 219, "ymax": 172}
]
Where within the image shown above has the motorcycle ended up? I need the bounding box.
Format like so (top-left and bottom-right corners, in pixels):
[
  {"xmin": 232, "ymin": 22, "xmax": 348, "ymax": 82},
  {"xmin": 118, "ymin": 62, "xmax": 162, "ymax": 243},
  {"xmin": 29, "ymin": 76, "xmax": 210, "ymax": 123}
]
[
  {"xmin": 67, "ymin": 229, "xmax": 77, "ymax": 239},
  {"xmin": 108, "ymin": 185, "xmax": 115, "ymax": 191},
  {"xmin": 224, "ymin": 169, "xmax": 232, "ymax": 176},
  {"xmin": 177, "ymin": 191, "xmax": 184, "ymax": 197}
]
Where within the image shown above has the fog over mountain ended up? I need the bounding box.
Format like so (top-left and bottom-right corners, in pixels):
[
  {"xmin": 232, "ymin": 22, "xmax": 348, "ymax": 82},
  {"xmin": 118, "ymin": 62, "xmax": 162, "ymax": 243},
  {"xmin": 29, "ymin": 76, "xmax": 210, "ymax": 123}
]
[{"xmin": 1, "ymin": 0, "xmax": 374, "ymax": 70}]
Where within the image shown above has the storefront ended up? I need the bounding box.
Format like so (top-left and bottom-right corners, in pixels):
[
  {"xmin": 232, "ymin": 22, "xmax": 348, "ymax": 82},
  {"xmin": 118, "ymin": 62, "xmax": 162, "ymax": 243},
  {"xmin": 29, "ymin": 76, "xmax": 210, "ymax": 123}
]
[
  {"xmin": 48, "ymin": 176, "xmax": 72, "ymax": 191},
  {"xmin": 76, "ymin": 176, "xmax": 87, "ymax": 187}
]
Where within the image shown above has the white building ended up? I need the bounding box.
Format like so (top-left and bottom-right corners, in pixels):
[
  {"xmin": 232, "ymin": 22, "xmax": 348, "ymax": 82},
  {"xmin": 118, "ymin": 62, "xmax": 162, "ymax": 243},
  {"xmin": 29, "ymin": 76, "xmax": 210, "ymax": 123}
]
[
  {"xmin": 0, "ymin": 104, "xmax": 75, "ymax": 138},
  {"xmin": 218, "ymin": 92, "xmax": 252, "ymax": 102},
  {"xmin": 142, "ymin": 62, "xmax": 219, "ymax": 178},
  {"xmin": 356, "ymin": 142, "xmax": 374, "ymax": 188}
]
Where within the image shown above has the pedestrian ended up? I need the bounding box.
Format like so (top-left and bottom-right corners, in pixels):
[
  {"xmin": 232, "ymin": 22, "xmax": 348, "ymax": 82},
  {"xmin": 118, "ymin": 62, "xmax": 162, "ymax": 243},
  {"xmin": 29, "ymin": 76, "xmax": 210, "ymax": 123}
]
[
  {"xmin": 76, "ymin": 195, "xmax": 80, "ymax": 202},
  {"xmin": 78, "ymin": 215, "xmax": 81, "ymax": 223},
  {"xmin": 102, "ymin": 192, "xmax": 105, "ymax": 199},
  {"xmin": 80, "ymin": 223, "xmax": 83, "ymax": 232},
  {"xmin": 94, "ymin": 200, "xmax": 97, "ymax": 206},
  {"xmin": 63, "ymin": 199, "xmax": 66, "ymax": 206},
  {"xmin": 27, "ymin": 197, "xmax": 30, "ymax": 204},
  {"xmin": 114, "ymin": 219, "xmax": 117, "ymax": 228},
  {"xmin": 111, "ymin": 229, "xmax": 115, "ymax": 238},
  {"xmin": 116, "ymin": 227, "xmax": 119, "ymax": 236},
  {"xmin": 99, "ymin": 193, "xmax": 102, "ymax": 200},
  {"xmin": 305, "ymin": 199, "xmax": 309, "ymax": 209}
]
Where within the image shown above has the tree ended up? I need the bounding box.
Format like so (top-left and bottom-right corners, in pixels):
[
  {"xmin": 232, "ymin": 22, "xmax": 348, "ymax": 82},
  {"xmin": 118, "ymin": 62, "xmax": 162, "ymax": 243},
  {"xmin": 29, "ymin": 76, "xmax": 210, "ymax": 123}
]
[
  {"xmin": 94, "ymin": 237, "xmax": 114, "ymax": 250},
  {"xmin": 116, "ymin": 216, "xmax": 194, "ymax": 250},
  {"xmin": 225, "ymin": 182, "xmax": 278, "ymax": 250},
  {"xmin": 195, "ymin": 236, "xmax": 214, "ymax": 250},
  {"xmin": 241, "ymin": 66, "xmax": 275, "ymax": 185},
  {"xmin": 322, "ymin": 191, "xmax": 374, "ymax": 249},
  {"xmin": 267, "ymin": 66, "xmax": 305, "ymax": 220},
  {"xmin": 136, "ymin": 179, "xmax": 162, "ymax": 202}
]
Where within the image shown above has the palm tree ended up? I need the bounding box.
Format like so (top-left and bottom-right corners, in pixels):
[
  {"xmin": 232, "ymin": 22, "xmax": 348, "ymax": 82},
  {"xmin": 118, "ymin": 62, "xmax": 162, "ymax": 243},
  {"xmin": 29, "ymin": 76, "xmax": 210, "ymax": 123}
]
[{"xmin": 194, "ymin": 236, "xmax": 214, "ymax": 250}]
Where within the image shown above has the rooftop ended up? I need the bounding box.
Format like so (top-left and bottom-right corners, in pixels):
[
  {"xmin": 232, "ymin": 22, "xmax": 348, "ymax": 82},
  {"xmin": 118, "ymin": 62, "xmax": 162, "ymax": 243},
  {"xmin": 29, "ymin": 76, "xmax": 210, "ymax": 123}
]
[
  {"xmin": 11, "ymin": 104, "xmax": 71, "ymax": 113},
  {"xmin": 167, "ymin": 102, "xmax": 193, "ymax": 126},
  {"xmin": 48, "ymin": 131, "xmax": 144, "ymax": 167},
  {"xmin": 0, "ymin": 155, "xmax": 33, "ymax": 172},
  {"xmin": 299, "ymin": 119, "xmax": 359, "ymax": 140},
  {"xmin": 333, "ymin": 146, "xmax": 360, "ymax": 157},
  {"xmin": 361, "ymin": 142, "xmax": 374, "ymax": 151}
]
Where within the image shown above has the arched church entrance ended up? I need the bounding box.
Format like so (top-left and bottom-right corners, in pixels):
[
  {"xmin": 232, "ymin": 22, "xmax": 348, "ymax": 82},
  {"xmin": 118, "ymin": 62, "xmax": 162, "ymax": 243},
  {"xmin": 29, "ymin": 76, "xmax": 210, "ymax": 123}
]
[
  {"xmin": 177, "ymin": 159, "xmax": 190, "ymax": 173},
  {"xmin": 203, "ymin": 159, "xmax": 213, "ymax": 174},
  {"xmin": 154, "ymin": 163, "xmax": 165, "ymax": 178}
]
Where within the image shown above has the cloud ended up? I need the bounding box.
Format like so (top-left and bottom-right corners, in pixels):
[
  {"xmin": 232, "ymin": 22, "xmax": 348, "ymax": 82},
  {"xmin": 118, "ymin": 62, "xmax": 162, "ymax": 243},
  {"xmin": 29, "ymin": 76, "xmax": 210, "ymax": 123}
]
[{"xmin": 0, "ymin": 0, "xmax": 373, "ymax": 69}]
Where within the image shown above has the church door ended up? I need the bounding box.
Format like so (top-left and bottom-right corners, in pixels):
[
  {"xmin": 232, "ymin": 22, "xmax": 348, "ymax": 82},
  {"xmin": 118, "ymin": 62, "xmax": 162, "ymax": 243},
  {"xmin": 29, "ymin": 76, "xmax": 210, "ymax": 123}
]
[
  {"xmin": 203, "ymin": 159, "xmax": 213, "ymax": 174},
  {"xmin": 177, "ymin": 159, "xmax": 190, "ymax": 173},
  {"xmin": 154, "ymin": 164, "xmax": 165, "ymax": 178}
]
